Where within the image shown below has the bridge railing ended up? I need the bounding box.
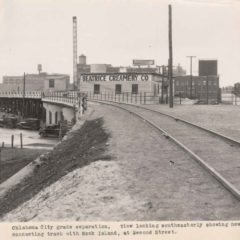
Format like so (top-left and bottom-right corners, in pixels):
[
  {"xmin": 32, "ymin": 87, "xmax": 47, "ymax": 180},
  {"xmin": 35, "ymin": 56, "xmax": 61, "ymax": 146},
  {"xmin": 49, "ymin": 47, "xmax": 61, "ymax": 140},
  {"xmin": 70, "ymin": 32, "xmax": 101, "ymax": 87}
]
[
  {"xmin": 0, "ymin": 91, "xmax": 43, "ymax": 98},
  {"xmin": 0, "ymin": 90, "xmax": 87, "ymax": 107},
  {"xmin": 42, "ymin": 91, "xmax": 85, "ymax": 106},
  {"xmin": 85, "ymin": 91, "xmax": 163, "ymax": 105}
]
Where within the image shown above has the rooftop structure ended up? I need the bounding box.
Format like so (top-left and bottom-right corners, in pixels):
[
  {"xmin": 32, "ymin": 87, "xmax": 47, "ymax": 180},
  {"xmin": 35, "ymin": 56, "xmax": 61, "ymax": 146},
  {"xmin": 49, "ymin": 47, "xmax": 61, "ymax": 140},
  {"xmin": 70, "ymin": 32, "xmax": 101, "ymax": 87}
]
[{"xmin": 77, "ymin": 54, "xmax": 186, "ymax": 77}]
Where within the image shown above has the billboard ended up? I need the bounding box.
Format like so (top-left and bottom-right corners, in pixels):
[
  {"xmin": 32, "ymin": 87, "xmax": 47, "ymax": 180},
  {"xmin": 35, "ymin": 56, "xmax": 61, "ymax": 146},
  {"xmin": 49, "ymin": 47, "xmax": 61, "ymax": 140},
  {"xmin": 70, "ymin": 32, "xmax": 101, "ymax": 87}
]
[
  {"xmin": 199, "ymin": 60, "xmax": 218, "ymax": 76},
  {"xmin": 133, "ymin": 59, "xmax": 155, "ymax": 66}
]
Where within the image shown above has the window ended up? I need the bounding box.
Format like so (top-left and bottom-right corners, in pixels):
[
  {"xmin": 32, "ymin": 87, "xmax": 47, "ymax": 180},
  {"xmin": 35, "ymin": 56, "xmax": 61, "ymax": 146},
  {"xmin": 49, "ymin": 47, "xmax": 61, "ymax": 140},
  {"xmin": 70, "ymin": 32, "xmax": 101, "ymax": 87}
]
[
  {"xmin": 55, "ymin": 112, "xmax": 58, "ymax": 124},
  {"xmin": 94, "ymin": 84, "xmax": 100, "ymax": 94},
  {"xmin": 49, "ymin": 79, "xmax": 55, "ymax": 88},
  {"xmin": 154, "ymin": 84, "xmax": 157, "ymax": 95},
  {"xmin": 49, "ymin": 111, "xmax": 52, "ymax": 124},
  {"xmin": 115, "ymin": 84, "xmax": 122, "ymax": 94},
  {"xmin": 132, "ymin": 84, "xmax": 138, "ymax": 94},
  {"xmin": 60, "ymin": 111, "xmax": 64, "ymax": 121}
]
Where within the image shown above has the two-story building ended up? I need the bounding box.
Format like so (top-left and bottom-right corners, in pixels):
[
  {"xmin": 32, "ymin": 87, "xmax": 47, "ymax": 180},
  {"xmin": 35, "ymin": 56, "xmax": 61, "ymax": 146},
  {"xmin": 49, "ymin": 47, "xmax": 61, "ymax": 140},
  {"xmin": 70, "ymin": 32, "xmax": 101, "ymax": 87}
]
[{"xmin": 2, "ymin": 72, "xmax": 70, "ymax": 93}]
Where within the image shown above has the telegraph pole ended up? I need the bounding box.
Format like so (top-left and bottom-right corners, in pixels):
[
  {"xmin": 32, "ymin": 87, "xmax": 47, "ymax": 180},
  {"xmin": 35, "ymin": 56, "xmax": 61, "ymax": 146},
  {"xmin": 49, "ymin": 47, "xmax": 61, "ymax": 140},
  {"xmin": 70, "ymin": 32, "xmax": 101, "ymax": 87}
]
[
  {"xmin": 186, "ymin": 56, "xmax": 196, "ymax": 98},
  {"xmin": 206, "ymin": 76, "xmax": 209, "ymax": 104},
  {"xmin": 157, "ymin": 65, "xmax": 168, "ymax": 104},
  {"xmin": 22, "ymin": 72, "xmax": 26, "ymax": 118},
  {"xmin": 161, "ymin": 65, "xmax": 165, "ymax": 103},
  {"xmin": 168, "ymin": 5, "xmax": 173, "ymax": 108}
]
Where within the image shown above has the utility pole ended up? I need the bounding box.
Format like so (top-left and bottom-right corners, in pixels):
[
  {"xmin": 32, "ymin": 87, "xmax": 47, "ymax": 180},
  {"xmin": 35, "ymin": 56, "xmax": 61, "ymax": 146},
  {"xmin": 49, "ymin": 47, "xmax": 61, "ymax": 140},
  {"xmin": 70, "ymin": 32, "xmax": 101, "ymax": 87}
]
[
  {"xmin": 22, "ymin": 72, "xmax": 26, "ymax": 119},
  {"xmin": 206, "ymin": 76, "xmax": 209, "ymax": 104},
  {"xmin": 186, "ymin": 56, "xmax": 196, "ymax": 99},
  {"xmin": 161, "ymin": 65, "xmax": 165, "ymax": 103},
  {"xmin": 168, "ymin": 5, "xmax": 173, "ymax": 108},
  {"xmin": 157, "ymin": 65, "xmax": 168, "ymax": 104}
]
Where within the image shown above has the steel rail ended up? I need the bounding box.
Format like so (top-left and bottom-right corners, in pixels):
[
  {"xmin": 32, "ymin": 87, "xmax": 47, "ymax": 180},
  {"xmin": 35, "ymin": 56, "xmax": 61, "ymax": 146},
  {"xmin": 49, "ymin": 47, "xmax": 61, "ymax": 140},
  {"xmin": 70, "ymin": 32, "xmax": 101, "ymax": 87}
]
[
  {"xmin": 126, "ymin": 103, "xmax": 240, "ymax": 147},
  {"xmin": 90, "ymin": 99, "xmax": 240, "ymax": 147},
  {"xmin": 89, "ymin": 99, "xmax": 240, "ymax": 200}
]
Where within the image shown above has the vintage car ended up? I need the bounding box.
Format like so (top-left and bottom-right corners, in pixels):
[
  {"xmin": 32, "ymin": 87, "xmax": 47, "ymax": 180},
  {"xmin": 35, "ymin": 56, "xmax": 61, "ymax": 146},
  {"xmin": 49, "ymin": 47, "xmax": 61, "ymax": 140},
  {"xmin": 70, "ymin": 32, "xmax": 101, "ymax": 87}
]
[
  {"xmin": 16, "ymin": 118, "xmax": 40, "ymax": 130},
  {"xmin": 0, "ymin": 118, "xmax": 4, "ymax": 127},
  {"xmin": 0, "ymin": 116, "xmax": 18, "ymax": 128},
  {"xmin": 39, "ymin": 124, "xmax": 68, "ymax": 138}
]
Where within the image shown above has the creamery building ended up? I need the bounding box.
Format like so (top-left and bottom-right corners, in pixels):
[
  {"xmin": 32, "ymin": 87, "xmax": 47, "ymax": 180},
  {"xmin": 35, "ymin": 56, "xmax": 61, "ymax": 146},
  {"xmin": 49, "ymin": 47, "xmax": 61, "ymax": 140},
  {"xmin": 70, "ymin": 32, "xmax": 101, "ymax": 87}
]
[{"xmin": 78, "ymin": 72, "xmax": 164, "ymax": 96}]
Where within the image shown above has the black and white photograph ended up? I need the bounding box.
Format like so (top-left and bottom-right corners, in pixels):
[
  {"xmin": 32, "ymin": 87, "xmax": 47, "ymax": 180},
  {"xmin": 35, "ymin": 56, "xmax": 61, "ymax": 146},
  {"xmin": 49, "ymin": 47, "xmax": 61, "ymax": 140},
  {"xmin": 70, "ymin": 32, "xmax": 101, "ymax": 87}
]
[{"xmin": 0, "ymin": 0, "xmax": 240, "ymax": 238}]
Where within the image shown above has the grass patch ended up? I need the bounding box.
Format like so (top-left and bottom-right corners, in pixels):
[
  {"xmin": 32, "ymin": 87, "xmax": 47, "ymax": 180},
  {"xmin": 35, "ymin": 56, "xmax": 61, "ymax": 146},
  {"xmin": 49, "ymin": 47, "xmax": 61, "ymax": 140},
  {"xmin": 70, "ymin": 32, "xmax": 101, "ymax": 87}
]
[
  {"xmin": 0, "ymin": 148, "xmax": 48, "ymax": 184},
  {"xmin": 0, "ymin": 117, "xmax": 110, "ymax": 217}
]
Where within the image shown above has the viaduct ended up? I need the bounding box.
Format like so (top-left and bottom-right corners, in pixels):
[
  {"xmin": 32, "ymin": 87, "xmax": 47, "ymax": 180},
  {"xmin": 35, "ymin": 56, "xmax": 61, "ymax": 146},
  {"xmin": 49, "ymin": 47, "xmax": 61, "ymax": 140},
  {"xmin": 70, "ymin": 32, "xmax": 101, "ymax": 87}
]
[{"xmin": 0, "ymin": 91, "xmax": 84, "ymax": 125}]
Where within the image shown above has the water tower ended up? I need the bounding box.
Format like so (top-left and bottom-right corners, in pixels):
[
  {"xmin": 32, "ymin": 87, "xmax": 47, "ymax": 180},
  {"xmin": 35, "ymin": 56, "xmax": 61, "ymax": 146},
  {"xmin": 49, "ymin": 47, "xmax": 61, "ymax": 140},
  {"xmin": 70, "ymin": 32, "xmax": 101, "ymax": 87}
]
[
  {"xmin": 38, "ymin": 64, "xmax": 42, "ymax": 74},
  {"xmin": 79, "ymin": 54, "xmax": 87, "ymax": 65}
]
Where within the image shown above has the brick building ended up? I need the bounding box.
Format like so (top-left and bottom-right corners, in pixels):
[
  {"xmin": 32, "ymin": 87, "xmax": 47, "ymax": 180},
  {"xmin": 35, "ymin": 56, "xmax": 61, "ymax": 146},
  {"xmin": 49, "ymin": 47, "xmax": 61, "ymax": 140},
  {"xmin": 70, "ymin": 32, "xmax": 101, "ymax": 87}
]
[
  {"xmin": 1, "ymin": 72, "xmax": 70, "ymax": 92},
  {"xmin": 174, "ymin": 75, "xmax": 220, "ymax": 103}
]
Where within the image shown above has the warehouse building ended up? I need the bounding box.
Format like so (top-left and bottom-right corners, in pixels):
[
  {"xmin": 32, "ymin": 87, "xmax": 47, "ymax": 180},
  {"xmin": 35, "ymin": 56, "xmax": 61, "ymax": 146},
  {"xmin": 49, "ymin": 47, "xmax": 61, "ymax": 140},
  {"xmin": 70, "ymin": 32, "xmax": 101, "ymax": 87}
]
[
  {"xmin": 174, "ymin": 75, "xmax": 220, "ymax": 103},
  {"xmin": 2, "ymin": 69, "xmax": 70, "ymax": 93},
  {"xmin": 77, "ymin": 55, "xmax": 168, "ymax": 100},
  {"xmin": 78, "ymin": 72, "xmax": 163, "ymax": 95},
  {"xmin": 76, "ymin": 55, "xmax": 182, "ymax": 103},
  {"xmin": 174, "ymin": 59, "xmax": 220, "ymax": 104}
]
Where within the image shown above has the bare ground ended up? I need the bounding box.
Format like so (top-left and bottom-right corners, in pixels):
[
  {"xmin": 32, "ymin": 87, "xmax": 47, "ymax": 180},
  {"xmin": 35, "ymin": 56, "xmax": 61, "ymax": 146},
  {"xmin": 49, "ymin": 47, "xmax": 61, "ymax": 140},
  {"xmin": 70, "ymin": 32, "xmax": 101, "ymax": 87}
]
[{"xmin": 1, "ymin": 103, "xmax": 240, "ymax": 221}]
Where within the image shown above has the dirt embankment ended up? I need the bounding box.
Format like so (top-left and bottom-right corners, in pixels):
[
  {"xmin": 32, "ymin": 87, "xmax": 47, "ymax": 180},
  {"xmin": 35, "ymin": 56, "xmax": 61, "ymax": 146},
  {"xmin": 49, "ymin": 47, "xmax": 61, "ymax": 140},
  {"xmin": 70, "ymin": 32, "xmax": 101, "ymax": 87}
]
[
  {"xmin": 0, "ymin": 148, "xmax": 48, "ymax": 184},
  {"xmin": 0, "ymin": 117, "xmax": 110, "ymax": 217}
]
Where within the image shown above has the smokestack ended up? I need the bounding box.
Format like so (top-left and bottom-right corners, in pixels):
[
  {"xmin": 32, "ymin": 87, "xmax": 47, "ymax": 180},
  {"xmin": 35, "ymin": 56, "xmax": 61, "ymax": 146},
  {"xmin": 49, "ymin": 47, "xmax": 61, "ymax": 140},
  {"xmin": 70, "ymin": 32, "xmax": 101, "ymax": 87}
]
[{"xmin": 73, "ymin": 16, "xmax": 78, "ymax": 90}]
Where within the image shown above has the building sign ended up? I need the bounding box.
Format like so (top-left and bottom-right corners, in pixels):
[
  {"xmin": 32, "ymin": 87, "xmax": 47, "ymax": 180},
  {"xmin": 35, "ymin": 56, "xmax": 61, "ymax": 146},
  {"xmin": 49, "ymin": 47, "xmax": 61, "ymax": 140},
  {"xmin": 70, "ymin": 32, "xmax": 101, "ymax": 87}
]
[
  {"xmin": 132, "ymin": 59, "xmax": 155, "ymax": 66},
  {"xmin": 80, "ymin": 73, "xmax": 150, "ymax": 82},
  {"xmin": 199, "ymin": 60, "xmax": 218, "ymax": 76}
]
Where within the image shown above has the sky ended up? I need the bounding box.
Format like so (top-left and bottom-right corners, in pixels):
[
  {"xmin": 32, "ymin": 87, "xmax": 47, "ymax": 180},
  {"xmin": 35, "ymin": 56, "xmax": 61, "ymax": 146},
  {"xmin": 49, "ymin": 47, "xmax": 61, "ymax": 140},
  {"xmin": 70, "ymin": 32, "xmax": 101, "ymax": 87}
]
[{"xmin": 0, "ymin": 0, "xmax": 240, "ymax": 87}]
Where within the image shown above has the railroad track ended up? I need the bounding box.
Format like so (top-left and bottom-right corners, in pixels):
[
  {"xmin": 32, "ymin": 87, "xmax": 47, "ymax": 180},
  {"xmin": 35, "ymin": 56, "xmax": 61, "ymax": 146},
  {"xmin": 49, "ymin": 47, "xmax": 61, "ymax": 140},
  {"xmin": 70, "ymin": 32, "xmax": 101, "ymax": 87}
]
[{"xmin": 89, "ymin": 99, "xmax": 240, "ymax": 200}]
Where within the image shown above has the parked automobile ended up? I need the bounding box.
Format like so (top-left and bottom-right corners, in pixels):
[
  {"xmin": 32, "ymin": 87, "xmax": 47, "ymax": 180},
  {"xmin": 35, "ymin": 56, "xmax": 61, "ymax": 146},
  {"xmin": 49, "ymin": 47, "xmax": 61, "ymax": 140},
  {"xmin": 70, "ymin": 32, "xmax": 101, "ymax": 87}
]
[
  {"xmin": 16, "ymin": 118, "xmax": 40, "ymax": 130},
  {"xmin": 0, "ymin": 116, "xmax": 18, "ymax": 128},
  {"xmin": 39, "ymin": 124, "xmax": 67, "ymax": 138},
  {"xmin": 0, "ymin": 118, "xmax": 4, "ymax": 127}
]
